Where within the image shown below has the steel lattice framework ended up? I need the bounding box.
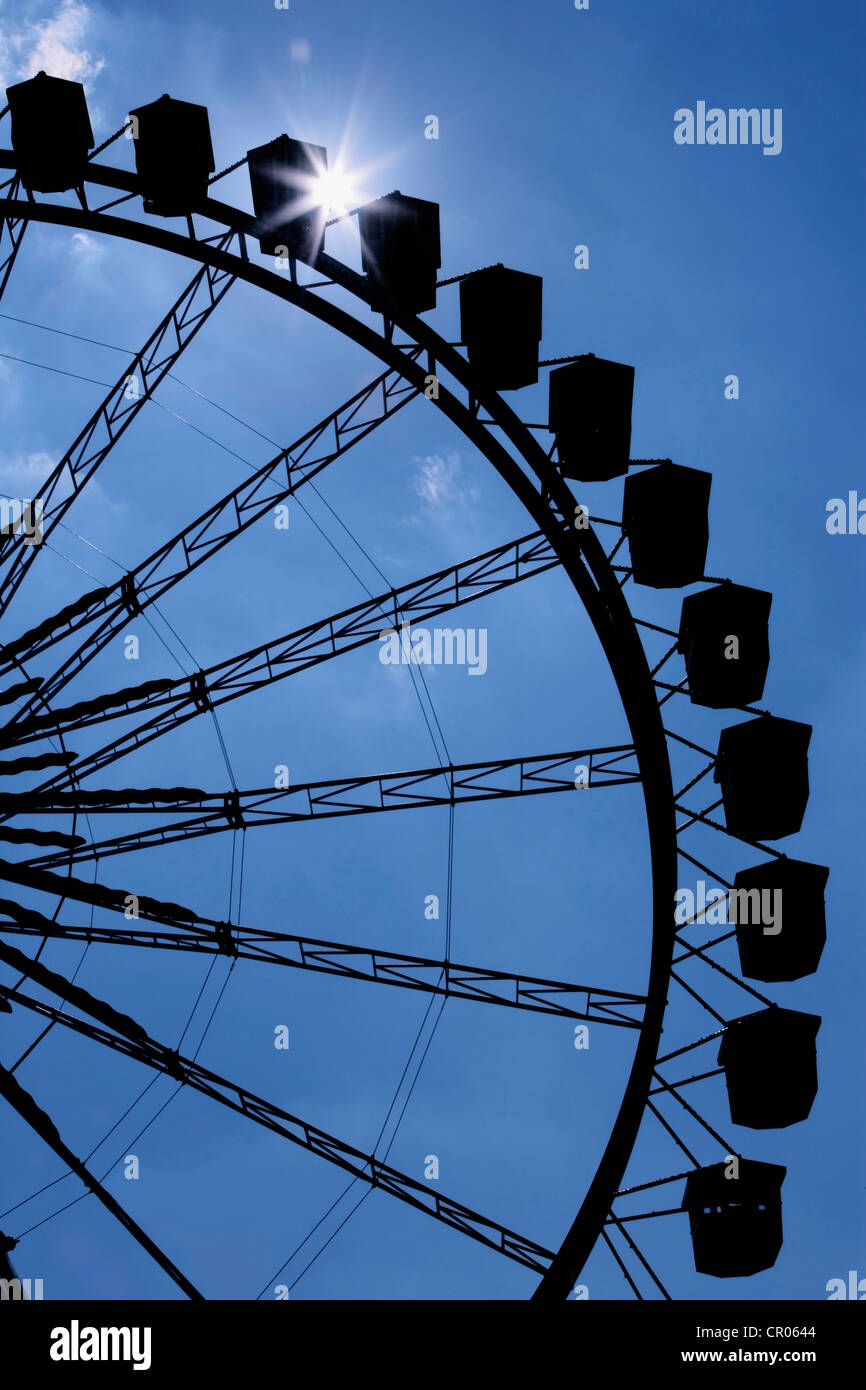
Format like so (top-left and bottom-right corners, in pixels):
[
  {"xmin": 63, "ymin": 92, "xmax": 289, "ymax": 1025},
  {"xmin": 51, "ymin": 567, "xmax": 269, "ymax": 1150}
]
[
  {"xmin": 0, "ymin": 118, "xmax": 820, "ymax": 1304},
  {"xmin": 0, "ymin": 530, "xmax": 556, "ymax": 772}
]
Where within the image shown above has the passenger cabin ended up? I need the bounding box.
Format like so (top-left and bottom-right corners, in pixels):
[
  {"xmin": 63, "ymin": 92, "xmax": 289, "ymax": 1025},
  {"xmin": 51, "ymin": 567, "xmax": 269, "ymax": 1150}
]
[
  {"xmin": 623, "ymin": 462, "xmax": 711, "ymax": 586},
  {"xmin": 549, "ymin": 355, "xmax": 634, "ymax": 481},
  {"xmin": 459, "ymin": 265, "xmax": 543, "ymax": 391},
  {"xmin": 718, "ymin": 1008, "xmax": 821, "ymax": 1129},
  {"xmin": 678, "ymin": 583, "xmax": 772, "ymax": 708},
  {"xmin": 732, "ymin": 858, "xmax": 829, "ymax": 981},
  {"xmin": 714, "ymin": 716, "xmax": 812, "ymax": 841},
  {"xmin": 247, "ymin": 134, "xmax": 328, "ymax": 261},
  {"xmin": 683, "ymin": 1160, "xmax": 785, "ymax": 1278},
  {"xmin": 130, "ymin": 95, "xmax": 214, "ymax": 217},
  {"xmin": 359, "ymin": 193, "xmax": 441, "ymax": 315},
  {"xmin": 7, "ymin": 71, "xmax": 93, "ymax": 193}
]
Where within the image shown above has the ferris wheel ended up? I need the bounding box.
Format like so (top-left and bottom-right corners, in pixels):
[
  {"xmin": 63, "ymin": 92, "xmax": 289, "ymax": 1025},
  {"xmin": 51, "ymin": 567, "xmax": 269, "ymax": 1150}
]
[{"xmin": 0, "ymin": 72, "xmax": 828, "ymax": 1302}]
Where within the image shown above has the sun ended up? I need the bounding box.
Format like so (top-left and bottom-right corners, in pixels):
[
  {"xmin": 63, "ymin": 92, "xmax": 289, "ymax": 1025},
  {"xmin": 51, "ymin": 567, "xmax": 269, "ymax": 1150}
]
[{"xmin": 313, "ymin": 165, "xmax": 361, "ymax": 218}]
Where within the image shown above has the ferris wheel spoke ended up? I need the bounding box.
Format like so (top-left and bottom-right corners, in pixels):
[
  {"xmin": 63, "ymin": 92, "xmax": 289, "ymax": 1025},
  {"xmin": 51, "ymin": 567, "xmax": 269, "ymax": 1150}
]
[
  {"xmin": 0, "ymin": 1056, "xmax": 203, "ymax": 1300},
  {"xmin": 601, "ymin": 1227, "xmax": 644, "ymax": 1299},
  {"xmin": 603, "ymin": 1209, "xmax": 672, "ymax": 1300},
  {"xmin": 15, "ymin": 745, "xmax": 641, "ymax": 870},
  {"xmin": 0, "ymin": 231, "xmax": 240, "ymax": 616},
  {"xmin": 0, "ymin": 853, "xmax": 200, "ymax": 929},
  {"xmin": 0, "ymin": 910, "xmax": 646, "ymax": 1027},
  {"xmin": 0, "ymin": 173, "xmax": 26, "ymax": 302},
  {"xmin": 0, "ymin": 358, "xmax": 424, "ymax": 713},
  {"xmin": 0, "ymin": 948, "xmax": 553, "ymax": 1277},
  {"xmin": 2, "ymin": 530, "xmax": 559, "ymax": 786}
]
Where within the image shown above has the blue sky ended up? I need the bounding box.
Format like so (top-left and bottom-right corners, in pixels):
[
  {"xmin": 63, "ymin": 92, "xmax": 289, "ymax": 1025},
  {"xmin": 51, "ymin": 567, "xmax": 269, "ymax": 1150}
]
[{"xmin": 0, "ymin": 0, "xmax": 862, "ymax": 1301}]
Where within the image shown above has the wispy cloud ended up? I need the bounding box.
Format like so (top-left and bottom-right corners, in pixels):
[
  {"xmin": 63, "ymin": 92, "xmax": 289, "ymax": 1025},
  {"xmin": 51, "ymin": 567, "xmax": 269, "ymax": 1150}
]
[
  {"xmin": 0, "ymin": 450, "xmax": 121, "ymax": 521},
  {"xmin": 0, "ymin": 1, "xmax": 104, "ymax": 91},
  {"xmin": 68, "ymin": 229, "xmax": 103, "ymax": 262},
  {"xmin": 410, "ymin": 451, "xmax": 479, "ymax": 516},
  {"xmin": 0, "ymin": 449, "xmax": 55, "ymax": 485}
]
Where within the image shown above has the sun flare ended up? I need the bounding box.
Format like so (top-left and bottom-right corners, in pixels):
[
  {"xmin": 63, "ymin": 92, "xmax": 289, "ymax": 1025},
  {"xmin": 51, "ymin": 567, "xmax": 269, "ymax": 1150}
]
[{"xmin": 313, "ymin": 166, "xmax": 361, "ymax": 217}]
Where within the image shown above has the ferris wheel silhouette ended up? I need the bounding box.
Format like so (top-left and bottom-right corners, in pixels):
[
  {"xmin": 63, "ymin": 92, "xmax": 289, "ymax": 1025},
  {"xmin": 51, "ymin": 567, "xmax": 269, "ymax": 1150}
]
[{"xmin": 0, "ymin": 72, "xmax": 828, "ymax": 1301}]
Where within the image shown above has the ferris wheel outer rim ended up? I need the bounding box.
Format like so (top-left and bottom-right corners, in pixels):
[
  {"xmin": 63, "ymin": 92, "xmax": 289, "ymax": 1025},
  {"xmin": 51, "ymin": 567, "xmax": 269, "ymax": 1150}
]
[{"xmin": 0, "ymin": 167, "xmax": 679, "ymax": 1302}]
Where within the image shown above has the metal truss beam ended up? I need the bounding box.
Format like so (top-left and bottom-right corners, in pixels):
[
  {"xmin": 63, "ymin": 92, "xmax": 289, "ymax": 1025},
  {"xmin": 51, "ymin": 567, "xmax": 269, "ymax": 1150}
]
[
  {"xmin": 0, "ymin": 229, "xmax": 239, "ymax": 616},
  {"xmin": 0, "ymin": 173, "xmax": 26, "ymax": 301},
  {"xmin": 0, "ymin": 357, "xmax": 423, "ymax": 717},
  {"xmin": 0, "ymin": 911, "xmax": 645, "ymax": 1027},
  {"xmin": 0, "ymin": 942, "xmax": 553, "ymax": 1276},
  {"xmin": 4, "ymin": 532, "xmax": 559, "ymax": 787},
  {"xmin": 14, "ymin": 745, "xmax": 641, "ymax": 870}
]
